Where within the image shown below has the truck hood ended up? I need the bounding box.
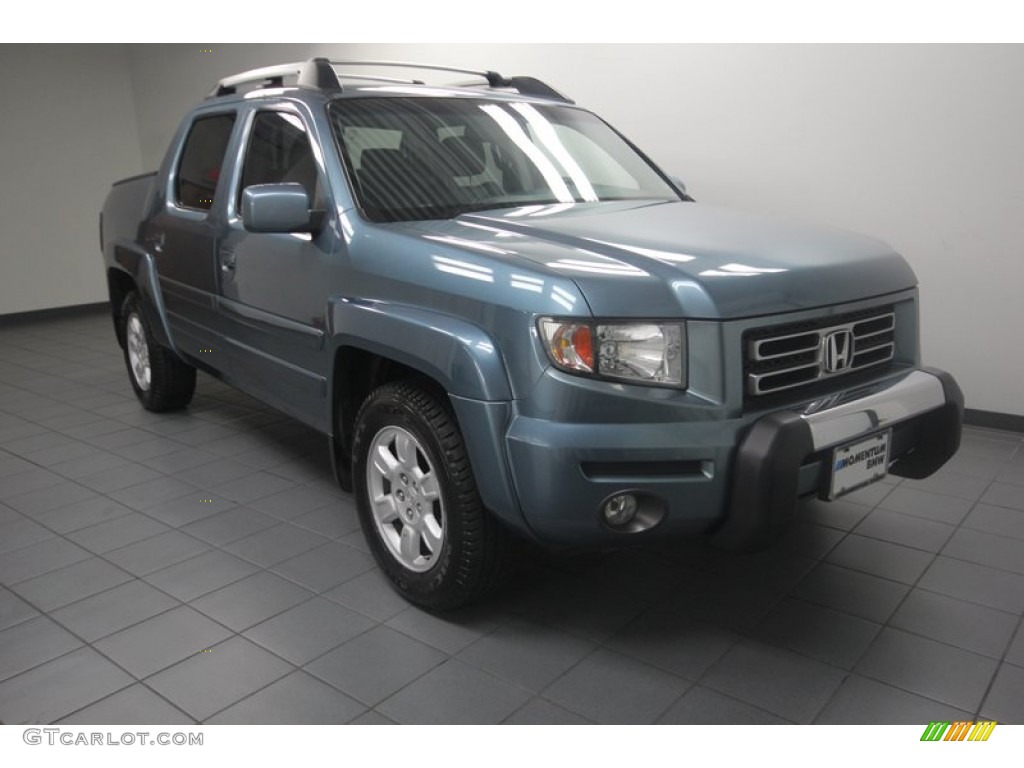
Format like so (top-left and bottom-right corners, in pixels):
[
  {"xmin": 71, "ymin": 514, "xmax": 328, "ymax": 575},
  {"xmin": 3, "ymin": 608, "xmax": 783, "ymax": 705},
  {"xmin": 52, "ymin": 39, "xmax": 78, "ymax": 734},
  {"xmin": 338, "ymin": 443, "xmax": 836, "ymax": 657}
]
[
  {"xmin": 402, "ymin": 200, "xmax": 917, "ymax": 319},
  {"xmin": 425, "ymin": 201, "xmax": 921, "ymax": 319}
]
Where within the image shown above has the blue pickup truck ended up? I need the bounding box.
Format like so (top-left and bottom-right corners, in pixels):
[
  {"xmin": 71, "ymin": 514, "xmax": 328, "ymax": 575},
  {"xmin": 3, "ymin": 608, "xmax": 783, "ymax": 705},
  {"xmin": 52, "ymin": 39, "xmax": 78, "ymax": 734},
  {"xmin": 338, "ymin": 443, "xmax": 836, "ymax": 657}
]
[{"xmin": 100, "ymin": 58, "xmax": 963, "ymax": 610}]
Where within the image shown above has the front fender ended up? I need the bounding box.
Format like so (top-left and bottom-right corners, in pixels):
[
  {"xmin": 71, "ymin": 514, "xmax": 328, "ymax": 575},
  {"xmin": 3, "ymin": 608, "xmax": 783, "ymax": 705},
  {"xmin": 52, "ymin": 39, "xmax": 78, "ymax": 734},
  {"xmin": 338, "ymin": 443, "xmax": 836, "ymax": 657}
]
[
  {"xmin": 327, "ymin": 297, "xmax": 512, "ymax": 401},
  {"xmin": 327, "ymin": 298, "xmax": 530, "ymax": 534}
]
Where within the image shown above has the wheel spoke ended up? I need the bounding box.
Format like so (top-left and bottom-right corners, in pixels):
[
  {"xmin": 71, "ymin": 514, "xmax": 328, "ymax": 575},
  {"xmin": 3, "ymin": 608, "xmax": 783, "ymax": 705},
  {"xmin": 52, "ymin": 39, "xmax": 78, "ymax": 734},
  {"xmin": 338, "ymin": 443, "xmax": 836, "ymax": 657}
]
[
  {"xmin": 371, "ymin": 492, "xmax": 399, "ymax": 525},
  {"xmin": 394, "ymin": 430, "xmax": 415, "ymax": 468},
  {"xmin": 399, "ymin": 524, "xmax": 419, "ymax": 562},
  {"xmin": 418, "ymin": 472, "xmax": 440, "ymax": 503},
  {"xmin": 372, "ymin": 443, "xmax": 399, "ymax": 478},
  {"xmin": 421, "ymin": 516, "xmax": 443, "ymax": 555}
]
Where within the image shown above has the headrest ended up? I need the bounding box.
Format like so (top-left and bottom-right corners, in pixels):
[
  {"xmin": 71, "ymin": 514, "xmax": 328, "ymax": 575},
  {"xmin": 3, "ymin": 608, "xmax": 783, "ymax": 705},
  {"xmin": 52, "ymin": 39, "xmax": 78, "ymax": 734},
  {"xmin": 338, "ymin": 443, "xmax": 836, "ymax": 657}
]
[{"xmin": 440, "ymin": 134, "xmax": 486, "ymax": 177}]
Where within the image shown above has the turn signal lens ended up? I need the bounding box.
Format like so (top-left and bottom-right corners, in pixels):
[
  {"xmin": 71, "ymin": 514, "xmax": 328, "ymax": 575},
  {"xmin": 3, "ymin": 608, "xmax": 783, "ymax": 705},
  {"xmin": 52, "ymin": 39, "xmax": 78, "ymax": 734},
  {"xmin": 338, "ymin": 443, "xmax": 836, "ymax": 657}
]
[{"xmin": 540, "ymin": 321, "xmax": 594, "ymax": 373}]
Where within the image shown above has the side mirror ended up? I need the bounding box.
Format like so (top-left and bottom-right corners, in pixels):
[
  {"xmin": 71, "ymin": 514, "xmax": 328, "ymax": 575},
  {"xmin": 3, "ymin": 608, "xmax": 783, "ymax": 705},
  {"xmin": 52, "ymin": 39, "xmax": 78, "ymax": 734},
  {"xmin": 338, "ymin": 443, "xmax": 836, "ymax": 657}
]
[
  {"xmin": 669, "ymin": 175, "xmax": 694, "ymax": 201},
  {"xmin": 241, "ymin": 183, "xmax": 314, "ymax": 233}
]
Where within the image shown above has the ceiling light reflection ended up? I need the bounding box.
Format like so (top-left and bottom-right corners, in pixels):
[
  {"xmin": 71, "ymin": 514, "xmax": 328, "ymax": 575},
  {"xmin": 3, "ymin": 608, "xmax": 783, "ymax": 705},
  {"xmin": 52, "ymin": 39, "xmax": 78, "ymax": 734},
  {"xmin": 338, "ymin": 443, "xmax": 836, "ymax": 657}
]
[
  {"xmin": 550, "ymin": 285, "xmax": 577, "ymax": 311},
  {"xmin": 511, "ymin": 103, "xmax": 598, "ymax": 202},
  {"xmin": 588, "ymin": 240, "xmax": 696, "ymax": 264},
  {"xmin": 699, "ymin": 262, "xmax": 788, "ymax": 277},
  {"xmin": 431, "ymin": 254, "xmax": 495, "ymax": 283},
  {"xmin": 510, "ymin": 273, "xmax": 544, "ymax": 293},
  {"xmin": 547, "ymin": 258, "xmax": 648, "ymax": 277},
  {"xmin": 424, "ymin": 235, "xmax": 512, "ymax": 255},
  {"xmin": 479, "ymin": 105, "xmax": 574, "ymax": 203}
]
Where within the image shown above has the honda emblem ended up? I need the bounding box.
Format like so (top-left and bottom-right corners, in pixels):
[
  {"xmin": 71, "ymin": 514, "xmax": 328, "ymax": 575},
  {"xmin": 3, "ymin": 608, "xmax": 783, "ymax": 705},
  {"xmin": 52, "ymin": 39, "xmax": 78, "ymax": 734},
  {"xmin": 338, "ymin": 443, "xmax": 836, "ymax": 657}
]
[{"xmin": 822, "ymin": 330, "xmax": 854, "ymax": 373}]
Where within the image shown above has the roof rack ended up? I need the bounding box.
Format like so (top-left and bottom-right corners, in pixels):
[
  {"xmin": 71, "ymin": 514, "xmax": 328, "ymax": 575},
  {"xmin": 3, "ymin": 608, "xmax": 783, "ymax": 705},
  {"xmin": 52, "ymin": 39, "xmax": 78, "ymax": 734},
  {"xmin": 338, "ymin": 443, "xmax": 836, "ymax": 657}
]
[{"xmin": 209, "ymin": 57, "xmax": 573, "ymax": 104}]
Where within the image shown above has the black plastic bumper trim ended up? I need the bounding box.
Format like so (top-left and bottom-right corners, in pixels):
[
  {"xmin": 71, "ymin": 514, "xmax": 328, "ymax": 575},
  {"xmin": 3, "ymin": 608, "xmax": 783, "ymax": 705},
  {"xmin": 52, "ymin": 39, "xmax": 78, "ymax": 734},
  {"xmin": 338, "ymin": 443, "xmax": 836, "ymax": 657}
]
[
  {"xmin": 714, "ymin": 368, "xmax": 964, "ymax": 552},
  {"xmin": 712, "ymin": 411, "xmax": 814, "ymax": 553},
  {"xmin": 888, "ymin": 367, "xmax": 964, "ymax": 480}
]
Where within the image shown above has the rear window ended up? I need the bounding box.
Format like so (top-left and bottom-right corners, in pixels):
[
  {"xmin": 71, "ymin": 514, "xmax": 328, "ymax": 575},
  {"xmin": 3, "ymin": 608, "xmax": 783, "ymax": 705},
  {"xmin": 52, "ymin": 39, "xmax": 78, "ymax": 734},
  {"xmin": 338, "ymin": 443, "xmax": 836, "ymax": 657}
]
[{"xmin": 175, "ymin": 113, "xmax": 236, "ymax": 210}]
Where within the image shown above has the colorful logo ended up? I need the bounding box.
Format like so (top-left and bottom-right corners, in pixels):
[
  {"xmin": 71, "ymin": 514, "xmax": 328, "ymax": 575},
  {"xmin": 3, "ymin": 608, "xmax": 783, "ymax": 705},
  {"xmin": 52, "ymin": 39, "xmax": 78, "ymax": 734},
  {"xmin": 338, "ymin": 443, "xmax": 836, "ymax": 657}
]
[{"xmin": 920, "ymin": 721, "xmax": 997, "ymax": 742}]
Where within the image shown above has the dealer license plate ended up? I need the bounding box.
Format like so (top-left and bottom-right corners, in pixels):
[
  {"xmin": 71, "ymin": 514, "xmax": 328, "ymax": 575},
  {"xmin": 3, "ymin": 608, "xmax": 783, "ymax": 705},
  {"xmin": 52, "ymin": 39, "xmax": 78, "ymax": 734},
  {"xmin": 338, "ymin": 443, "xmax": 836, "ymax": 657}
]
[{"xmin": 828, "ymin": 430, "xmax": 891, "ymax": 500}]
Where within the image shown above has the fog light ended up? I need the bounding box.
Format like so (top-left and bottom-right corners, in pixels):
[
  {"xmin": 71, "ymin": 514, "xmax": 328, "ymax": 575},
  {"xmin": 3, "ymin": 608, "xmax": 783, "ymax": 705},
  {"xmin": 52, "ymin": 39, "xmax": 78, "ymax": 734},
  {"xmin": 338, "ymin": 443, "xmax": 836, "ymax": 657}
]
[{"xmin": 603, "ymin": 493, "xmax": 639, "ymax": 527}]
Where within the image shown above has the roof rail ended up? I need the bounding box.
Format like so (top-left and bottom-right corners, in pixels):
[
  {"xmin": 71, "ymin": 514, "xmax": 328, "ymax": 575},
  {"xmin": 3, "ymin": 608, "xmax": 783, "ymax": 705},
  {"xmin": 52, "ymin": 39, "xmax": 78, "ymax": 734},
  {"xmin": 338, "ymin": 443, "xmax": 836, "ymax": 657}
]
[
  {"xmin": 210, "ymin": 61, "xmax": 318, "ymax": 97},
  {"xmin": 209, "ymin": 57, "xmax": 573, "ymax": 103},
  {"xmin": 326, "ymin": 60, "xmax": 574, "ymax": 103},
  {"xmin": 334, "ymin": 73, "xmax": 425, "ymax": 85}
]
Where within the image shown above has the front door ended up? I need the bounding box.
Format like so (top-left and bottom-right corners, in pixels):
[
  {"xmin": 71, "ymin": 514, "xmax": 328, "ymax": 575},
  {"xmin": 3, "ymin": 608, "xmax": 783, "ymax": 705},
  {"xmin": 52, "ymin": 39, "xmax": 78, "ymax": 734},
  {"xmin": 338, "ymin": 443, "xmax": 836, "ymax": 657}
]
[{"xmin": 216, "ymin": 106, "xmax": 341, "ymax": 431}]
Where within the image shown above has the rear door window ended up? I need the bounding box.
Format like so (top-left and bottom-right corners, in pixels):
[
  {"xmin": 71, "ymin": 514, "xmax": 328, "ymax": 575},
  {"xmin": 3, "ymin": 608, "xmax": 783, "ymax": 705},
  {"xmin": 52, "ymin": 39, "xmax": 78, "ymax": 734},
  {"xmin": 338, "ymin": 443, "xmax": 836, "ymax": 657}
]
[{"xmin": 175, "ymin": 113, "xmax": 237, "ymax": 211}]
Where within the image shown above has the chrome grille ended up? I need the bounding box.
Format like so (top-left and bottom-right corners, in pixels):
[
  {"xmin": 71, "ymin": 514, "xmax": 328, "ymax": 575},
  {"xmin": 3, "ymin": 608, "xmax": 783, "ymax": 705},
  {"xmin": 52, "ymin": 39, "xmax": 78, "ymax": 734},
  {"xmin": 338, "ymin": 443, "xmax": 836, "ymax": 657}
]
[{"xmin": 746, "ymin": 308, "xmax": 896, "ymax": 396}]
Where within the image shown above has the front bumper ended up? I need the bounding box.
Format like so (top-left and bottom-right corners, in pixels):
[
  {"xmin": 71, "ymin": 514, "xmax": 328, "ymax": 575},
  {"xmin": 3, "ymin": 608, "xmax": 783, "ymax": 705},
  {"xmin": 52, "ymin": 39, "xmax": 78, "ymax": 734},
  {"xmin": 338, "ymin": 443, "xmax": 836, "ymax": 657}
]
[
  {"xmin": 502, "ymin": 367, "xmax": 963, "ymax": 549},
  {"xmin": 712, "ymin": 367, "xmax": 963, "ymax": 551}
]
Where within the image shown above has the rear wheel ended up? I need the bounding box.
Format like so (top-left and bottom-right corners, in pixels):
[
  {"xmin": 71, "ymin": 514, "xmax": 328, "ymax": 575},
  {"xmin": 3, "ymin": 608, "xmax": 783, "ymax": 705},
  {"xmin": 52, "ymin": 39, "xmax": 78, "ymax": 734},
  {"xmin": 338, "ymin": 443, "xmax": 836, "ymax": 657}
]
[
  {"xmin": 120, "ymin": 292, "xmax": 196, "ymax": 412},
  {"xmin": 352, "ymin": 380, "xmax": 515, "ymax": 611}
]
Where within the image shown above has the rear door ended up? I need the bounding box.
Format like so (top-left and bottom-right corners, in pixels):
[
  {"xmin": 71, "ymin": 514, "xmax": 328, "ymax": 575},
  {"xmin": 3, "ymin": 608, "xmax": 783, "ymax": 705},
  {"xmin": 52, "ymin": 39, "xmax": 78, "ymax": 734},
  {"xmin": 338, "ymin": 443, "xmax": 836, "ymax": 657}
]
[
  {"xmin": 216, "ymin": 103, "xmax": 342, "ymax": 431},
  {"xmin": 146, "ymin": 110, "xmax": 238, "ymax": 374}
]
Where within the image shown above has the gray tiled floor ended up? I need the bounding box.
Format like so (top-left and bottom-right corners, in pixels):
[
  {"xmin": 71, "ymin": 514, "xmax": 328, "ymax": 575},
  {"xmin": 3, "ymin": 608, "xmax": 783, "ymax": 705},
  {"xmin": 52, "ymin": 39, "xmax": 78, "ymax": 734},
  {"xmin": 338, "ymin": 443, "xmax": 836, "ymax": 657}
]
[{"xmin": 0, "ymin": 308, "xmax": 1022, "ymax": 725}]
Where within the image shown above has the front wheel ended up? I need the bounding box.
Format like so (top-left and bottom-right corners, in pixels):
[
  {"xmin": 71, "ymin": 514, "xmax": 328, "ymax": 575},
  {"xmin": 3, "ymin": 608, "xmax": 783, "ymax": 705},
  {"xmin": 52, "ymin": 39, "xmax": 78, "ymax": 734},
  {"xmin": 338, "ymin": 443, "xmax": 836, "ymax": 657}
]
[{"xmin": 351, "ymin": 380, "xmax": 515, "ymax": 611}]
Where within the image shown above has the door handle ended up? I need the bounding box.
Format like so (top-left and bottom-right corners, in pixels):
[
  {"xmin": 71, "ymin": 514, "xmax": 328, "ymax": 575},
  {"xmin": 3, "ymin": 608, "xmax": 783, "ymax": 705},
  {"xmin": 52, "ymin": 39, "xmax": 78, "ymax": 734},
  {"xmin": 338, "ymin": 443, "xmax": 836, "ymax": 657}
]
[{"xmin": 220, "ymin": 250, "xmax": 236, "ymax": 272}]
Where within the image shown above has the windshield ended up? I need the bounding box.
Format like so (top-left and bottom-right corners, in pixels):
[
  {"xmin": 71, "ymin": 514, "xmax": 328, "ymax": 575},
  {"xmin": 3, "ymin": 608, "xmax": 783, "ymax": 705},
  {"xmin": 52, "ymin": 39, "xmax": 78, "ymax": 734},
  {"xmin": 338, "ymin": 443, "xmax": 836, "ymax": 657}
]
[{"xmin": 329, "ymin": 97, "xmax": 680, "ymax": 222}]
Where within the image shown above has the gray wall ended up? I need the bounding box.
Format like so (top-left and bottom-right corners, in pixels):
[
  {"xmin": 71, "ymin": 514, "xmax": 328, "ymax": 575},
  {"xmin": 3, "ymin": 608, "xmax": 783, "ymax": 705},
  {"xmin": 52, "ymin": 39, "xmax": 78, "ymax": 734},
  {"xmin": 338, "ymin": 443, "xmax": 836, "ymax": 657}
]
[
  {"xmin": 2, "ymin": 44, "xmax": 1021, "ymax": 417},
  {"xmin": 0, "ymin": 45, "xmax": 144, "ymax": 315}
]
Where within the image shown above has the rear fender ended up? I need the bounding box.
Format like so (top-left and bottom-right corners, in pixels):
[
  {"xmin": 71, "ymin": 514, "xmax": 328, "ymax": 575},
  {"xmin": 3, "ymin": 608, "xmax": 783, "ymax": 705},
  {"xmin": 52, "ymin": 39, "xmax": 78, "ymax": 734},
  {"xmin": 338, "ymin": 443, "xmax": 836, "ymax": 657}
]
[{"xmin": 109, "ymin": 243, "xmax": 178, "ymax": 355}]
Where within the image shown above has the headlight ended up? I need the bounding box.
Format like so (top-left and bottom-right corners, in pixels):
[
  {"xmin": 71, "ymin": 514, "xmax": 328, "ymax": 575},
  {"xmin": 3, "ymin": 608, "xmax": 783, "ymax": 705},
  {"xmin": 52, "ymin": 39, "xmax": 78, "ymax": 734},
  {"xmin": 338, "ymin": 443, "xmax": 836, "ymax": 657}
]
[{"xmin": 538, "ymin": 318, "xmax": 686, "ymax": 387}]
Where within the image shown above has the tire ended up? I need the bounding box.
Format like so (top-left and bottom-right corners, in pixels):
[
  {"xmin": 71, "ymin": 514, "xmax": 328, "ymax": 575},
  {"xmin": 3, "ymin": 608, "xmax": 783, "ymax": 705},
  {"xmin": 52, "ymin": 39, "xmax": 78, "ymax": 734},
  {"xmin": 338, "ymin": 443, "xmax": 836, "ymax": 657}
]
[
  {"xmin": 352, "ymin": 380, "xmax": 515, "ymax": 611},
  {"xmin": 120, "ymin": 292, "xmax": 196, "ymax": 412}
]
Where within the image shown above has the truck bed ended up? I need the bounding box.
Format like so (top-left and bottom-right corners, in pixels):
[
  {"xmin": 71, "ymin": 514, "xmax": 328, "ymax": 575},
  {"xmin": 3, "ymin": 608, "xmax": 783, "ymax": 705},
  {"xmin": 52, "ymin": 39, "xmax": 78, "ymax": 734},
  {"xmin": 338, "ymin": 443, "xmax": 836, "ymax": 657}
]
[{"xmin": 100, "ymin": 172, "xmax": 157, "ymax": 254}]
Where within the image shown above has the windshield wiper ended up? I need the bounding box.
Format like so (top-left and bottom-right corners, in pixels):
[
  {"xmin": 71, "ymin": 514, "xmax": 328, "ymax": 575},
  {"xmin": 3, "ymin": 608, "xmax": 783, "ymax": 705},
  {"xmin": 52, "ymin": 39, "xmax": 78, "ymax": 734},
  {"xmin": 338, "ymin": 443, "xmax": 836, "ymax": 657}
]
[{"xmin": 373, "ymin": 199, "xmax": 569, "ymax": 222}]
